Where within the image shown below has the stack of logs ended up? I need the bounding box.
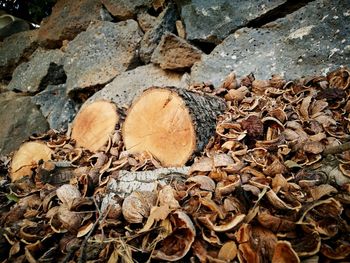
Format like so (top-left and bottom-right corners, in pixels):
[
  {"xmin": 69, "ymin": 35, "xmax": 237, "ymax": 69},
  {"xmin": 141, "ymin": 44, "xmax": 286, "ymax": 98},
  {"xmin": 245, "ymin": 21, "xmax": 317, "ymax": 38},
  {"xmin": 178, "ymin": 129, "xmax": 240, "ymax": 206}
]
[{"xmin": 10, "ymin": 86, "xmax": 226, "ymax": 181}]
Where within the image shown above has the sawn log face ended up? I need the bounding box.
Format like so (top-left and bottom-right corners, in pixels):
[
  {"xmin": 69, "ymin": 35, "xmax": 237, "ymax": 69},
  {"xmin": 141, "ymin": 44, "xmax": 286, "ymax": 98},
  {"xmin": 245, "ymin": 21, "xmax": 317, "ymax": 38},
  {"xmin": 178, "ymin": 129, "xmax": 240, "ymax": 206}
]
[
  {"xmin": 169, "ymin": 87, "xmax": 226, "ymax": 152},
  {"xmin": 123, "ymin": 86, "xmax": 226, "ymax": 166}
]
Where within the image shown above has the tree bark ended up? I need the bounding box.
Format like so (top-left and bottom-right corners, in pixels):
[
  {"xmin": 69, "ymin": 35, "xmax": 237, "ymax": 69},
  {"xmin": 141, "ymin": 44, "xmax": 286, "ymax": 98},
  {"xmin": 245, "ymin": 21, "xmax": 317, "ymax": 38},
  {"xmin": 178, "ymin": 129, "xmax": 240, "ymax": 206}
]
[
  {"xmin": 107, "ymin": 167, "xmax": 190, "ymax": 197},
  {"xmin": 122, "ymin": 86, "xmax": 226, "ymax": 166}
]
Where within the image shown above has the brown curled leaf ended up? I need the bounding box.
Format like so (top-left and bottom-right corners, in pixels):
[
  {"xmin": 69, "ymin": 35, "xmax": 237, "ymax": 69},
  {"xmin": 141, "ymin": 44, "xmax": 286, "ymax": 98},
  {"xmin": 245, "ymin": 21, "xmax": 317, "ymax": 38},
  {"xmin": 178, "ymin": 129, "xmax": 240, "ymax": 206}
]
[{"xmin": 152, "ymin": 211, "xmax": 196, "ymax": 261}]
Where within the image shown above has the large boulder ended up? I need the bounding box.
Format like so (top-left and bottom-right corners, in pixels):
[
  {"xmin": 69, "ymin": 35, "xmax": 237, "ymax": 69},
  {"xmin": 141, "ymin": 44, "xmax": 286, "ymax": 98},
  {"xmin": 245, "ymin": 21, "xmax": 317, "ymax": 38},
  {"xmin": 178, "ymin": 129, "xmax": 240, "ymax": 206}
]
[
  {"xmin": 139, "ymin": 3, "xmax": 178, "ymax": 63},
  {"xmin": 88, "ymin": 64, "xmax": 185, "ymax": 107},
  {"xmin": 7, "ymin": 49, "xmax": 65, "ymax": 93},
  {"xmin": 64, "ymin": 20, "xmax": 143, "ymax": 95},
  {"xmin": 177, "ymin": 0, "xmax": 286, "ymax": 44},
  {"xmin": 31, "ymin": 84, "xmax": 79, "ymax": 131},
  {"xmin": 151, "ymin": 32, "xmax": 203, "ymax": 70},
  {"xmin": 191, "ymin": 0, "xmax": 350, "ymax": 87},
  {"xmin": 0, "ymin": 30, "xmax": 38, "ymax": 82},
  {"xmin": 0, "ymin": 92, "xmax": 48, "ymax": 155},
  {"xmin": 101, "ymin": 0, "xmax": 153, "ymax": 20},
  {"xmin": 38, "ymin": 0, "xmax": 108, "ymax": 48}
]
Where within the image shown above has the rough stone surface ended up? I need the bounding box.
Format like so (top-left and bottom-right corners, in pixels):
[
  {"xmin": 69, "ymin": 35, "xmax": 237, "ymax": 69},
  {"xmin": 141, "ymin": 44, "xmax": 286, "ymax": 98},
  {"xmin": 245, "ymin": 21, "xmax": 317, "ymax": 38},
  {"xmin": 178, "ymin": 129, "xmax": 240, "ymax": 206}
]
[
  {"xmin": 151, "ymin": 32, "xmax": 203, "ymax": 70},
  {"xmin": 7, "ymin": 49, "xmax": 65, "ymax": 93},
  {"xmin": 177, "ymin": 0, "xmax": 286, "ymax": 44},
  {"xmin": 191, "ymin": 0, "xmax": 350, "ymax": 87},
  {"xmin": 0, "ymin": 92, "xmax": 49, "ymax": 155},
  {"xmin": 88, "ymin": 64, "xmax": 185, "ymax": 107},
  {"xmin": 137, "ymin": 11, "xmax": 156, "ymax": 32},
  {"xmin": 31, "ymin": 84, "xmax": 79, "ymax": 131},
  {"xmin": 101, "ymin": 0, "xmax": 153, "ymax": 20},
  {"xmin": 0, "ymin": 83, "xmax": 6, "ymax": 93},
  {"xmin": 139, "ymin": 3, "xmax": 178, "ymax": 63},
  {"xmin": 0, "ymin": 30, "xmax": 38, "ymax": 81},
  {"xmin": 64, "ymin": 20, "xmax": 143, "ymax": 95},
  {"xmin": 38, "ymin": 0, "xmax": 105, "ymax": 48}
]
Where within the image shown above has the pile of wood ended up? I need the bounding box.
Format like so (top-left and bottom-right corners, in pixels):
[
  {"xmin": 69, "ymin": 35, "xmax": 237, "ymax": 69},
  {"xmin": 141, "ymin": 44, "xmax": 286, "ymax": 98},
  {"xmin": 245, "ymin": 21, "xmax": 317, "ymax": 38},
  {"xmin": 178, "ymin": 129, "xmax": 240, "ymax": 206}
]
[
  {"xmin": 8, "ymin": 86, "xmax": 225, "ymax": 183},
  {"xmin": 1, "ymin": 68, "xmax": 350, "ymax": 262}
]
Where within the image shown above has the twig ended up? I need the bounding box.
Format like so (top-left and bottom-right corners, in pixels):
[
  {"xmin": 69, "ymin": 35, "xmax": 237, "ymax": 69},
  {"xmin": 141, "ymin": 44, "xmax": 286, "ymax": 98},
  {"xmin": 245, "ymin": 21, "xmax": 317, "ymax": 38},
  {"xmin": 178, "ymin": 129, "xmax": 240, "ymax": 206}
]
[
  {"xmin": 60, "ymin": 244, "xmax": 80, "ymax": 263},
  {"xmin": 77, "ymin": 197, "xmax": 102, "ymax": 263},
  {"xmin": 323, "ymin": 141, "xmax": 350, "ymax": 156}
]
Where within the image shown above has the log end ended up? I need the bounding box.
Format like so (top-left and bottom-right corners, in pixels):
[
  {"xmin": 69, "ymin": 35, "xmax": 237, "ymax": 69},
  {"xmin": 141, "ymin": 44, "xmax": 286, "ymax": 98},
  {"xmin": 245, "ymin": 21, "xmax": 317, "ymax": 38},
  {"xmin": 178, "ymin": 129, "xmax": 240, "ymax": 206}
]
[
  {"xmin": 123, "ymin": 88, "xmax": 196, "ymax": 167},
  {"xmin": 71, "ymin": 100, "xmax": 119, "ymax": 152},
  {"xmin": 10, "ymin": 141, "xmax": 52, "ymax": 182}
]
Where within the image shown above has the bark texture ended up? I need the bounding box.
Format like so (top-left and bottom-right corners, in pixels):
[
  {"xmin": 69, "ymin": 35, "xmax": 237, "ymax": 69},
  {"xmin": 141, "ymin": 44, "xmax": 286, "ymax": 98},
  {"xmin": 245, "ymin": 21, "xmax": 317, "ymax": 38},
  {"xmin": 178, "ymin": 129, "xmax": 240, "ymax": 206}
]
[
  {"xmin": 167, "ymin": 87, "xmax": 226, "ymax": 153},
  {"xmin": 107, "ymin": 167, "xmax": 189, "ymax": 197},
  {"xmin": 123, "ymin": 86, "xmax": 226, "ymax": 166}
]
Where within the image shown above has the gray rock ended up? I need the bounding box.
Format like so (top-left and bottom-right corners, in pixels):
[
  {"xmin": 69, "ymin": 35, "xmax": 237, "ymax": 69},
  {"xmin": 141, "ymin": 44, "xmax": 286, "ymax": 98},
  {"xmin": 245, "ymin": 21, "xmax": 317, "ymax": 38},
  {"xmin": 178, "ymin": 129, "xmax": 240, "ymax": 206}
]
[
  {"xmin": 0, "ymin": 83, "xmax": 6, "ymax": 93},
  {"xmin": 191, "ymin": 0, "xmax": 350, "ymax": 87},
  {"xmin": 177, "ymin": 0, "xmax": 286, "ymax": 44},
  {"xmin": 139, "ymin": 3, "xmax": 178, "ymax": 63},
  {"xmin": 31, "ymin": 84, "xmax": 79, "ymax": 131},
  {"xmin": 88, "ymin": 64, "xmax": 185, "ymax": 107},
  {"xmin": 0, "ymin": 30, "xmax": 38, "ymax": 81},
  {"xmin": 64, "ymin": 20, "xmax": 143, "ymax": 95},
  {"xmin": 101, "ymin": 0, "xmax": 153, "ymax": 20},
  {"xmin": 151, "ymin": 32, "xmax": 203, "ymax": 70},
  {"xmin": 7, "ymin": 49, "xmax": 65, "ymax": 93},
  {"xmin": 0, "ymin": 92, "xmax": 48, "ymax": 155}
]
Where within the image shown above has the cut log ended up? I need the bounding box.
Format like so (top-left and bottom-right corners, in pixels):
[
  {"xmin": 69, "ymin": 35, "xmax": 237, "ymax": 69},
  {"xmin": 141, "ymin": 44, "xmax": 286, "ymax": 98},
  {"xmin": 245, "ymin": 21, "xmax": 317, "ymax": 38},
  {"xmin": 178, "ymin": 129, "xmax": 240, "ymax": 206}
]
[
  {"xmin": 71, "ymin": 100, "xmax": 119, "ymax": 152},
  {"xmin": 10, "ymin": 141, "xmax": 52, "ymax": 182},
  {"xmin": 122, "ymin": 87, "xmax": 226, "ymax": 166}
]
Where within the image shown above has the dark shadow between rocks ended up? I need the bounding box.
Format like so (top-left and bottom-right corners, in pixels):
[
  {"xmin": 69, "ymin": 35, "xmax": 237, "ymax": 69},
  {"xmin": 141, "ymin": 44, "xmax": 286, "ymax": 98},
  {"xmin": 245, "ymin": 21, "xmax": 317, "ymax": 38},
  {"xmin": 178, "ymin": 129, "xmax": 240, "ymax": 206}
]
[
  {"xmin": 191, "ymin": 40, "xmax": 217, "ymax": 55},
  {"xmin": 181, "ymin": 0, "xmax": 315, "ymax": 55},
  {"xmin": 245, "ymin": 0, "xmax": 315, "ymax": 28},
  {"xmin": 38, "ymin": 62, "xmax": 67, "ymax": 91},
  {"xmin": 68, "ymin": 84, "xmax": 107, "ymax": 104}
]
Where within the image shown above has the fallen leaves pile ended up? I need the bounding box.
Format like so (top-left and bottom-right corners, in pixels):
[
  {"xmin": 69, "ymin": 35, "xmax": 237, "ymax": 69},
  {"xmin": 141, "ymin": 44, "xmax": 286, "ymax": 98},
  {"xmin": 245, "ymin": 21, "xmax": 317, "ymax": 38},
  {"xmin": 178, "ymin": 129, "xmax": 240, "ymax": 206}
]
[{"xmin": 1, "ymin": 67, "xmax": 350, "ymax": 262}]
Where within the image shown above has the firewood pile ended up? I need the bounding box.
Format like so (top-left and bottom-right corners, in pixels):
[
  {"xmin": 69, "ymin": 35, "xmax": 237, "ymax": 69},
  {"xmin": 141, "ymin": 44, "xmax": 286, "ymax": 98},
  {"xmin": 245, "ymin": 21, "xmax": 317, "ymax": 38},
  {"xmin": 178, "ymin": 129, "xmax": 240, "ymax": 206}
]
[{"xmin": 1, "ymin": 67, "xmax": 350, "ymax": 262}]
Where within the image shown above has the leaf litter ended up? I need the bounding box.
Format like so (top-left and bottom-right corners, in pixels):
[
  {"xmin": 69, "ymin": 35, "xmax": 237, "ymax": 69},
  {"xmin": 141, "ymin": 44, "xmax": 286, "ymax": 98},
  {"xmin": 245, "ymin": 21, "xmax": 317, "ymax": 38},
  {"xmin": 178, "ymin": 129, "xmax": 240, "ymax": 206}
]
[{"xmin": 0, "ymin": 67, "xmax": 350, "ymax": 262}]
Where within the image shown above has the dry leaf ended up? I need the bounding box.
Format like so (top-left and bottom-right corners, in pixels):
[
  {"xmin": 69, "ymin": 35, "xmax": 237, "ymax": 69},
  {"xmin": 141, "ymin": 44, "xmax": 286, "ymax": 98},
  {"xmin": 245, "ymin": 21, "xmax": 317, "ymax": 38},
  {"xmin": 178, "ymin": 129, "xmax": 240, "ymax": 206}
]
[
  {"xmin": 139, "ymin": 205, "xmax": 171, "ymax": 233},
  {"xmin": 218, "ymin": 241, "xmax": 238, "ymax": 261},
  {"xmin": 187, "ymin": 175, "xmax": 216, "ymax": 192},
  {"xmin": 272, "ymin": 241, "xmax": 300, "ymax": 263},
  {"xmin": 122, "ymin": 191, "xmax": 157, "ymax": 223},
  {"xmin": 152, "ymin": 211, "xmax": 195, "ymax": 261},
  {"xmin": 159, "ymin": 185, "xmax": 180, "ymax": 209},
  {"xmin": 77, "ymin": 222, "xmax": 94, "ymax": 238}
]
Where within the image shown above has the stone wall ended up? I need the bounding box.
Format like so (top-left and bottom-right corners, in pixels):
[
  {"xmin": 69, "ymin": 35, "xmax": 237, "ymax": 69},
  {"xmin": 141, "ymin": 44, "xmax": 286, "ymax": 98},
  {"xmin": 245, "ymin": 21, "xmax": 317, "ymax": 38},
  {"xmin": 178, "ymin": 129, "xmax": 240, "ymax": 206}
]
[{"xmin": 0, "ymin": 0, "xmax": 349, "ymax": 155}]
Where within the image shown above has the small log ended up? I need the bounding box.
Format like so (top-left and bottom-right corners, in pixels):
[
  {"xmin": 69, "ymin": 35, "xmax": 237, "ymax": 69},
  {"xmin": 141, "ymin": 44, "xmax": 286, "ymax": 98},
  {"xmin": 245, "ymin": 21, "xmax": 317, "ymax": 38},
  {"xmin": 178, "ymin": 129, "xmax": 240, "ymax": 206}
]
[
  {"xmin": 107, "ymin": 167, "xmax": 190, "ymax": 197},
  {"xmin": 122, "ymin": 87, "xmax": 226, "ymax": 166},
  {"xmin": 71, "ymin": 100, "xmax": 119, "ymax": 152},
  {"xmin": 10, "ymin": 141, "xmax": 52, "ymax": 182}
]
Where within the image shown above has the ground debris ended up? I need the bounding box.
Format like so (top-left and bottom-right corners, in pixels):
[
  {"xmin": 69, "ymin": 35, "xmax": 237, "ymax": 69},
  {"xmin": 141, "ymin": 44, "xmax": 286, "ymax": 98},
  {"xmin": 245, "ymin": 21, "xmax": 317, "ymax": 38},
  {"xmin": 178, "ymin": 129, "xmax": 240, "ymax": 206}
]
[{"xmin": 1, "ymin": 67, "xmax": 350, "ymax": 262}]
